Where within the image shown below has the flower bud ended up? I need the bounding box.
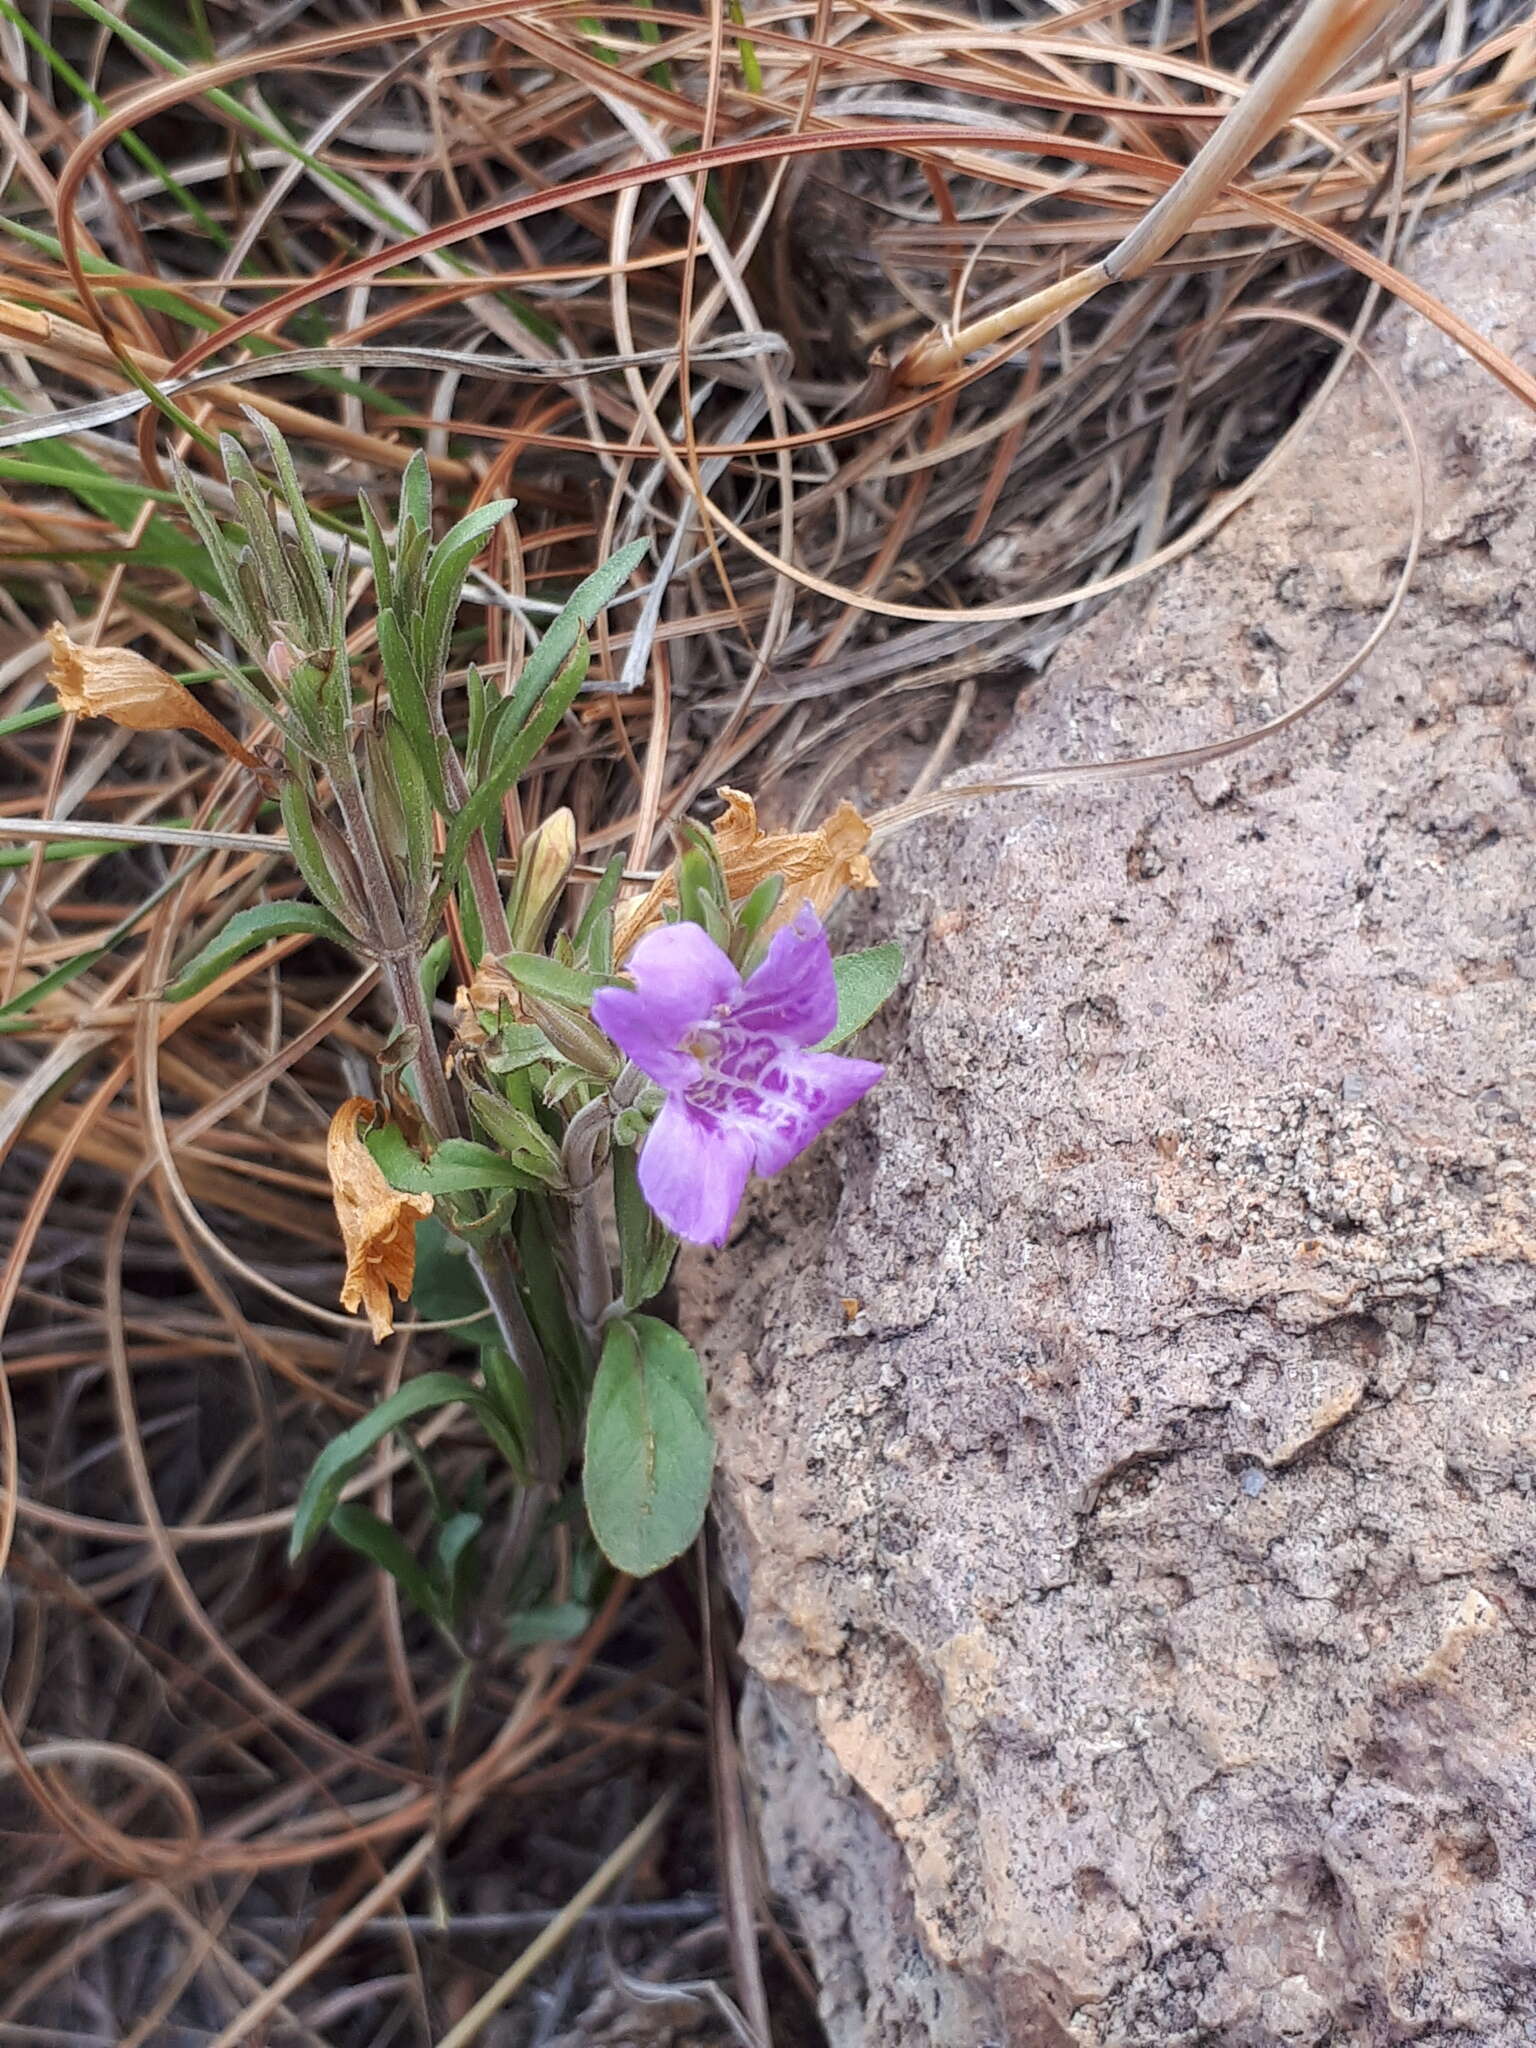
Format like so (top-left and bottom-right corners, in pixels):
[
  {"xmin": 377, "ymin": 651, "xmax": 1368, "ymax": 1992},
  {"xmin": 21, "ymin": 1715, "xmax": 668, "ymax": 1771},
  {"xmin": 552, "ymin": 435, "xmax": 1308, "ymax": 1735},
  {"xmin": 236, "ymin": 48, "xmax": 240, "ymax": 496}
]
[
  {"xmin": 523, "ymin": 990, "xmax": 620, "ymax": 1079},
  {"xmin": 265, "ymin": 637, "xmax": 298, "ymax": 688},
  {"xmin": 507, "ymin": 808, "xmax": 576, "ymax": 952}
]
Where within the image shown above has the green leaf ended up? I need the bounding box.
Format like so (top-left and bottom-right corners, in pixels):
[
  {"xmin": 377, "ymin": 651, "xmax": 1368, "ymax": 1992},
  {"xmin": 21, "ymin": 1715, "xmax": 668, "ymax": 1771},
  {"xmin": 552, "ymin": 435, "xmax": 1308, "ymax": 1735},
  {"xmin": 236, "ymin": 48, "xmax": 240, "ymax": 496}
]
[
  {"xmin": 732, "ymin": 873, "xmax": 783, "ymax": 961},
  {"xmin": 378, "ymin": 607, "xmax": 448, "ymax": 809},
  {"xmin": 677, "ymin": 847, "xmax": 730, "ymax": 946},
  {"xmin": 410, "ymin": 1217, "xmax": 494, "ymax": 1337},
  {"xmin": 171, "ymin": 458, "xmax": 245, "ymax": 627},
  {"xmin": 540, "ymin": 1061, "xmax": 589, "ymax": 1109},
  {"xmin": 228, "ymin": 461, "xmax": 303, "ymax": 629},
  {"xmin": 483, "ymin": 1022, "xmax": 558, "ymax": 1074},
  {"xmin": 387, "ymin": 716, "xmax": 436, "ymax": 895},
  {"xmin": 465, "ymin": 662, "xmax": 490, "ymax": 764},
  {"xmin": 574, "ymin": 851, "xmax": 625, "ymax": 971},
  {"xmin": 246, "ymin": 410, "xmax": 329, "ymax": 633},
  {"xmin": 436, "ymin": 633, "xmax": 591, "ymax": 898},
  {"xmin": 329, "ymin": 1503, "xmax": 447, "ymax": 1621},
  {"xmin": 500, "ymin": 951, "xmax": 603, "ymax": 1010},
  {"xmin": 479, "ymin": 1341, "xmax": 535, "ymax": 1453},
  {"xmin": 821, "ymin": 943, "xmax": 903, "ymax": 1048},
  {"xmin": 504, "ymin": 537, "xmax": 650, "ymax": 728},
  {"xmin": 436, "ymin": 1508, "xmax": 484, "ymax": 1621},
  {"xmin": 290, "ymin": 1371, "xmax": 503, "ymax": 1559},
  {"xmin": 162, "ymin": 900, "xmax": 351, "ymax": 1001},
  {"xmin": 366, "ymin": 1125, "xmax": 540, "ymax": 1196},
  {"xmin": 614, "ymin": 1145, "xmax": 678, "ymax": 1309},
  {"xmin": 583, "ymin": 1315, "xmax": 714, "ymax": 1577},
  {"xmin": 421, "ymin": 933, "xmax": 454, "ymax": 1000},
  {"xmin": 399, "ymin": 450, "xmax": 432, "ymax": 540},
  {"xmin": 466, "ymin": 1083, "xmax": 565, "ymax": 1185},
  {"xmin": 505, "ymin": 1600, "xmax": 591, "ymax": 1649},
  {"xmin": 516, "ymin": 1199, "xmax": 585, "ymax": 1425},
  {"xmin": 420, "ymin": 498, "xmax": 516, "ymax": 684},
  {"xmin": 436, "ymin": 1508, "xmax": 482, "ymax": 1581},
  {"xmin": 278, "ymin": 781, "xmax": 356, "ymax": 928},
  {"xmin": 358, "ymin": 491, "xmax": 395, "ymax": 613}
]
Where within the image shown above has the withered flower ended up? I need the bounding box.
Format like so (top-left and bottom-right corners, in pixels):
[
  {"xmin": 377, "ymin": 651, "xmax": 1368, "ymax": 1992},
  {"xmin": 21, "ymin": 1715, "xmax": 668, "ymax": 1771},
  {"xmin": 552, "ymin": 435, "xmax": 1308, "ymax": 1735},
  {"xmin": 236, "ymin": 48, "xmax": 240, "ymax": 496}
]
[
  {"xmin": 614, "ymin": 786, "xmax": 876, "ymax": 957},
  {"xmin": 47, "ymin": 625, "xmax": 262, "ymax": 772},
  {"xmin": 452, "ymin": 956, "xmax": 522, "ymax": 1051},
  {"xmin": 327, "ymin": 1097, "xmax": 433, "ymax": 1343}
]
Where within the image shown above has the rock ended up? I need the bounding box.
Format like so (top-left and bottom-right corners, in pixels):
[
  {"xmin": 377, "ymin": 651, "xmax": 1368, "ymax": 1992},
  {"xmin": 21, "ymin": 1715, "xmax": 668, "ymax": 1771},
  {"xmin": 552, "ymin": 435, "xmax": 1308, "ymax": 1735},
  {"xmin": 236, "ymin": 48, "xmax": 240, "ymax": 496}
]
[{"xmin": 687, "ymin": 189, "xmax": 1536, "ymax": 2046}]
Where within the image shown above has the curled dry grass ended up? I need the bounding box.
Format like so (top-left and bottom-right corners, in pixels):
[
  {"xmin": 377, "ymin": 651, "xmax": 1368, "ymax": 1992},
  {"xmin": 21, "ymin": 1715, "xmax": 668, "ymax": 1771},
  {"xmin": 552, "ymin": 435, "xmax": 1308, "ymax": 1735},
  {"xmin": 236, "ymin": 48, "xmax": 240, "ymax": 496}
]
[{"xmin": 1, "ymin": 0, "xmax": 1535, "ymax": 2038}]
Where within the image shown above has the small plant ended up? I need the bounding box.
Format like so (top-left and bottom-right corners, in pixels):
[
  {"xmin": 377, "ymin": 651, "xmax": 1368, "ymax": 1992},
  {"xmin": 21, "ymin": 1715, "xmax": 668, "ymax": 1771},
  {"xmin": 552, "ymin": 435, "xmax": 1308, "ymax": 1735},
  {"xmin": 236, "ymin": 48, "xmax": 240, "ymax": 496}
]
[{"xmin": 52, "ymin": 424, "xmax": 901, "ymax": 1648}]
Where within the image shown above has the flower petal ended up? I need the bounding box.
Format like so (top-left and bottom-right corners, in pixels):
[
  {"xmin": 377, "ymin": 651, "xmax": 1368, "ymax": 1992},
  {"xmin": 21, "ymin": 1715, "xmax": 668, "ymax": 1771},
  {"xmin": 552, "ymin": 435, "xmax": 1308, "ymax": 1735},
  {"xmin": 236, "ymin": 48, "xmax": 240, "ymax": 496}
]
[
  {"xmin": 589, "ymin": 986, "xmax": 698, "ymax": 1089},
  {"xmin": 591, "ymin": 920, "xmax": 742, "ymax": 1086},
  {"xmin": 638, "ymin": 1095, "xmax": 755, "ymax": 1246},
  {"xmin": 741, "ymin": 1048, "xmax": 884, "ymax": 1175},
  {"xmin": 730, "ymin": 906, "xmax": 837, "ymax": 1046}
]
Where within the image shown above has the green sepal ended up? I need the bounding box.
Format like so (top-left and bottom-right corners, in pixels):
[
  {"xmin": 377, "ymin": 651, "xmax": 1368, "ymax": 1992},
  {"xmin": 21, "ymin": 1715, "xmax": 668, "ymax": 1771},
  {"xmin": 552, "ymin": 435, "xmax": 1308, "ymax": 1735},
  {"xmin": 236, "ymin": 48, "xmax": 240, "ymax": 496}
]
[{"xmin": 278, "ymin": 779, "xmax": 357, "ymax": 929}]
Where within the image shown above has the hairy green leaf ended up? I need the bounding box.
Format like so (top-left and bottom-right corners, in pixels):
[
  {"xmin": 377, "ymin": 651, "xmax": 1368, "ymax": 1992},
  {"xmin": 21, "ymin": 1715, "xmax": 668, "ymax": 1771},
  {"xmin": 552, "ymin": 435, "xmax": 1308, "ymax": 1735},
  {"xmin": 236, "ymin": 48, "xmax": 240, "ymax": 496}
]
[
  {"xmin": 505, "ymin": 1600, "xmax": 591, "ymax": 1649},
  {"xmin": 290, "ymin": 1371, "xmax": 519, "ymax": 1560},
  {"xmin": 500, "ymin": 951, "xmax": 603, "ymax": 1010},
  {"xmin": 504, "ymin": 537, "xmax": 650, "ymax": 727},
  {"xmin": 420, "ymin": 497, "xmax": 516, "ymax": 685},
  {"xmin": 821, "ymin": 943, "xmax": 903, "ymax": 1048},
  {"xmin": 162, "ymin": 900, "xmax": 351, "ymax": 1001},
  {"xmin": 466, "ymin": 1084, "xmax": 565, "ymax": 1185},
  {"xmin": 583, "ymin": 1315, "xmax": 714, "ymax": 1576},
  {"xmin": 436, "ymin": 633, "xmax": 589, "ymax": 899},
  {"xmin": 329, "ymin": 1503, "xmax": 447, "ymax": 1621},
  {"xmin": 366, "ymin": 1125, "xmax": 540, "ymax": 1197},
  {"xmin": 278, "ymin": 781, "xmax": 356, "ymax": 928}
]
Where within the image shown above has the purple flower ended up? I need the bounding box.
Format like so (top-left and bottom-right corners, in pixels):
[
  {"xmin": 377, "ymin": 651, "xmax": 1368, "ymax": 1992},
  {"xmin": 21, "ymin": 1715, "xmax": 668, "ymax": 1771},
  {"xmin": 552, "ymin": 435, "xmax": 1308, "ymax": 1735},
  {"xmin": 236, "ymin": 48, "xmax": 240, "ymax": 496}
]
[{"xmin": 591, "ymin": 908, "xmax": 883, "ymax": 1247}]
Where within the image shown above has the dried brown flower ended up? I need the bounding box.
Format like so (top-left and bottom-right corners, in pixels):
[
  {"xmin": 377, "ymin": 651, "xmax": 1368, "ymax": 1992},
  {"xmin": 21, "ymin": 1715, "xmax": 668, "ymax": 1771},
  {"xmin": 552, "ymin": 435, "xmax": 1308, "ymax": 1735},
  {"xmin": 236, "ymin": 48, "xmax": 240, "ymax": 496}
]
[
  {"xmin": 452, "ymin": 957, "xmax": 522, "ymax": 1050},
  {"xmin": 47, "ymin": 625, "xmax": 263, "ymax": 771},
  {"xmin": 327, "ymin": 1097, "xmax": 433, "ymax": 1343},
  {"xmin": 613, "ymin": 786, "xmax": 876, "ymax": 957}
]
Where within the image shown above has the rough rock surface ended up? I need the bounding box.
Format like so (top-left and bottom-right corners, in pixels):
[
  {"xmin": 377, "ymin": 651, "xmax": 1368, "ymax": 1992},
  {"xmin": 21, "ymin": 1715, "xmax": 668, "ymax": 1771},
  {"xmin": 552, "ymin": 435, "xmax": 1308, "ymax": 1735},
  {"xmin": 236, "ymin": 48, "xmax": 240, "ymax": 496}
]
[{"xmin": 687, "ymin": 189, "xmax": 1536, "ymax": 2046}]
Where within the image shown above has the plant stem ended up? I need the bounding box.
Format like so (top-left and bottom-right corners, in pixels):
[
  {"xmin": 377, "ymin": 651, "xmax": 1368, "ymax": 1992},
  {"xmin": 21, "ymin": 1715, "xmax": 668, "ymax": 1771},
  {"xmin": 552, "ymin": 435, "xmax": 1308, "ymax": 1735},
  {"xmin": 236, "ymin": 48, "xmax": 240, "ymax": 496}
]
[
  {"xmin": 435, "ymin": 716, "xmax": 513, "ymax": 959},
  {"xmin": 382, "ymin": 949, "xmax": 563, "ymax": 1483},
  {"xmin": 561, "ymin": 1098, "xmax": 614, "ymax": 1348},
  {"xmin": 332, "ymin": 753, "xmax": 562, "ymax": 1481}
]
